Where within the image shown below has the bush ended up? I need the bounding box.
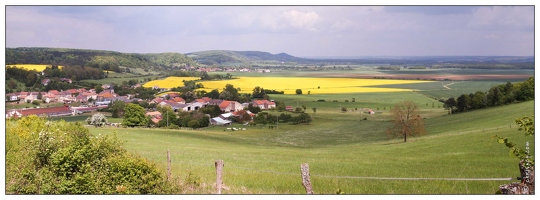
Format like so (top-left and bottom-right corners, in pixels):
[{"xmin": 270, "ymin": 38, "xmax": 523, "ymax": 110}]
[
  {"xmin": 6, "ymin": 116, "xmax": 178, "ymax": 194},
  {"xmin": 316, "ymin": 99, "xmax": 326, "ymax": 102}
]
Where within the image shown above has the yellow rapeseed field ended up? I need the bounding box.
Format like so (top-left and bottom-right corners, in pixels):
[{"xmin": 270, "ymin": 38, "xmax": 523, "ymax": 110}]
[
  {"xmin": 142, "ymin": 77, "xmax": 201, "ymax": 89},
  {"xmin": 198, "ymin": 77, "xmax": 431, "ymax": 94},
  {"xmin": 6, "ymin": 64, "xmax": 64, "ymax": 72}
]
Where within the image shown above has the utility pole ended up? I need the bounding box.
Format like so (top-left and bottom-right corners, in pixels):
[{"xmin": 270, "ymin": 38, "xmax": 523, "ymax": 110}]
[{"xmin": 276, "ymin": 115, "xmax": 279, "ymax": 129}]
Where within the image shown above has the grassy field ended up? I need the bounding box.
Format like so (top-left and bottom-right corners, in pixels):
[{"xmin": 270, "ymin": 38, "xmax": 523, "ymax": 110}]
[
  {"xmin": 81, "ymin": 75, "xmax": 161, "ymax": 85},
  {"xmin": 85, "ymin": 91, "xmax": 534, "ymax": 194}
]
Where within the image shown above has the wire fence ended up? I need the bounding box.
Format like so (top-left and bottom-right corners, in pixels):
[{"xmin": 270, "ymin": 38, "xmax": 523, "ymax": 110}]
[{"xmin": 172, "ymin": 160, "xmax": 515, "ymax": 182}]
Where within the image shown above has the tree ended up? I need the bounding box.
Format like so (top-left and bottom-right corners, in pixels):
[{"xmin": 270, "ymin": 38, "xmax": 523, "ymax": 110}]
[
  {"xmin": 252, "ymin": 86, "xmax": 266, "ymax": 99},
  {"xmin": 219, "ymin": 84, "xmax": 239, "ymax": 101},
  {"xmin": 8, "ymin": 79, "xmax": 17, "ymax": 89},
  {"xmin": 247, "ymin": 103, "xmax": 261, "ymax": 114},
  {"xmin": 123, "ymin": 103, "xmax": 148, "ymax": 127},
  {"xmin": 86, "ymin": 113, "xmax": 108, "ymax": 127},
  {"xmin": 386, "ymin": 101, "xmax": 426, "ymax": 142},
  {"xmin": 295, "ymin": 89, "xmax": 303, "ymax": 95},
  {"xmin": 205, "ymin": 89, "xmax": 220, "ymax": 99},
  {"xmin": 200, "ymin": 105, "xmax": 222, "ymax": 118},
  {"xmin": 109, "ymin": 100, "xmax": 126, "ymax": 118},
  {"xmin": 312, "ymin": 107, "xmax": 317, "ymax": 113},
  {"xmin": 444, "ymin": 97, "xmax": 457, "ymax": 114}
]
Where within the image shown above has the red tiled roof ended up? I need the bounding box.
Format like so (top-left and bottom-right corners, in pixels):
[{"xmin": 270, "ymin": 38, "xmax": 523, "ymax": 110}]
[
  {"xmin": 98, "ymin": 93, "xmax": 114, "ymax": 98},
  {"xmin": 17, "ymin": 106, "xmax": 71, "ymax": 117},
  {"xmin": 219, "ymin": 100, "xmax": 231, "ymax": 109},
  {"xmin": 173, "ymin": 97, "xmax": 185, "ymax": 103},
  {"xmin": 48, "ymin": 90, "xmax": 60, "ymax": 95}
]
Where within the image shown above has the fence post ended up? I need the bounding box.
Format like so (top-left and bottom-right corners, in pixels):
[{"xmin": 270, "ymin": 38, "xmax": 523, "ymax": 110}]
[
  {"xmin": 167, "ymin": 150, "xmax": 171, "ymax": 181},
  {"xmin": 301, "ymin": 163, "xmax": 314, "ymax": 194},
  {"xmin": 215, "ymin": 160, "xmax": 224, "ymax": 194}
]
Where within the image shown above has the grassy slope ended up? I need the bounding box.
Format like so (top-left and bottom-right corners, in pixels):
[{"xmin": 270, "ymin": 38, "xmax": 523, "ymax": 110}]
[{"xmin": 88, "ymin": 99, "xmax": 534, "ymax": 194}]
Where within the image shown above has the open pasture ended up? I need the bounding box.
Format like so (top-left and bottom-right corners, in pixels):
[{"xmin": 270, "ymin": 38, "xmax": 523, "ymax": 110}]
[
  {"xmin": 89, "ymin": 100, "xmax": 534, "ymax": 194},
  {"xmin": 6, "ymin": 64, "xmax": 64, "ymax": 71}
]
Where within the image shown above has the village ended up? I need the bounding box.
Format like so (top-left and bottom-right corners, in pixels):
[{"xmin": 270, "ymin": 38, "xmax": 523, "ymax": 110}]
[{"xmin": 5, "ymin": 84, "xmax": 288, "ymax": 127}]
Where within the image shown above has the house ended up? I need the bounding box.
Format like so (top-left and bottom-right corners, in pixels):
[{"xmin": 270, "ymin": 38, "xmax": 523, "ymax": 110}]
[
  {"xmin": 172, "ymin": 97, "xmax": 186, "ymax": 104},
  {"xmin": 183, "ymin": 102, "xmax": 205, "ymax": 112},
  {"xmin": 43, "ymin": 93, "xmax": 56, "ymax": 103},
  {"xmin": 367, "ymin": 109, "xmax": 375, "ymax": 114},
  {"xmin": 151, "ymin": 97, "xmax": 164, "ymax": 104},
  {"xmin": 252, "ymin": 100, "xmax": 276, "ymax": 110},
  {"xmin": 146, "ymin": 111, "xmax": 162, "ymax": 124},
  {"xmin": 219, "ymin": 100, "xmax": 243, "ymax": 112},
  {"xmin": 6, "ymin": 93, "xmax": 19, "ymax": 102},
  {"xmin": 159, "ymin": 101, "xmax": 188, "ymax": 112},
  {"xmin": 285, "ymin": 106, "xmax": 293, "ymax": 112},
  {"xmin": 42, "ymin": 79, "xmax": 51, "ymax": 86}
]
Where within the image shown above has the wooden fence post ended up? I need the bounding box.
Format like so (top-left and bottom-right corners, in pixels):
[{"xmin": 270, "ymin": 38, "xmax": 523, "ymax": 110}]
[
  {"xmin": 215, "ymin": 160, "xmax": 224, "ymax": 194},
  {"xmin": 301, "ymin": 163, "xmax": 314, "ymax": 194},
  {"xmin": 167, "ymin": 150, "xmax": 171, "ymax": 181}
]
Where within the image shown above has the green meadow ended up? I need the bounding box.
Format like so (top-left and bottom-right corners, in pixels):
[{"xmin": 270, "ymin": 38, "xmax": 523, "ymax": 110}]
[{"xmin": 85, "ymin": 90, "xmax": 534, "ymax": 194}]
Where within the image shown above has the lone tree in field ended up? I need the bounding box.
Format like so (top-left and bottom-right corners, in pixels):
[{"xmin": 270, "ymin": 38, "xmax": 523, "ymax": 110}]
[{"xmin": 386, "ymin": 101, "xmax": 426, "ymax": 142}]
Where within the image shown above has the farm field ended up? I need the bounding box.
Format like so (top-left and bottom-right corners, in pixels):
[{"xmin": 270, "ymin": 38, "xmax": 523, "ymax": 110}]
[
  {"xmin": 6, "ymin": 64, "xmax": 64, "ymax": 71},
  {"xmin": 143, "ymin": 76, "xmax": 433, "ymax": 94},
  {"xmin": 88, "ymin": 100, "xmax": 534, "ymax": 194},
  {"xmin": 142, "ymin": 76, "xmax": 201, "ymax": 88},
  {"xmin": 81, "ymin": 74, "xmax": 161, "ymax": 85}
]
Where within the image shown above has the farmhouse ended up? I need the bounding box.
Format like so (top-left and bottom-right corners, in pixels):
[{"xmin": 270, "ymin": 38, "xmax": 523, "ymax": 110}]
[
  {"xmin": 285, "ymin": 106, "xmax": 293, "ymax": 112},
  {"xmin": 252, "ymin": 100, "xmax": 276, "ymax": 110},
  {"xmin": 219, "ymin": 100, "xmax": 243, "ymax": 112}
]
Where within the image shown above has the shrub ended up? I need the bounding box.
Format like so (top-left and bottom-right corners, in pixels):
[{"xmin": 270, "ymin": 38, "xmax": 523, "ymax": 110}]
[{"xmin": 6, "ymin": 116, "xmax": 177, "ymax": 194}]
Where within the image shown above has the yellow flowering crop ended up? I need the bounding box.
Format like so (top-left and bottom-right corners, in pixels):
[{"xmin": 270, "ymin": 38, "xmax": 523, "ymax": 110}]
[
  {"xmin": 142, "ymin": 77, "xmax": 201, "ymax": 89},
  {"xmin": 6, "ymin": 64, "xmax": 64, "ymax": 72},
  {"xmin": 199, "ymin": 77, "xmax": 431, "ymax": 94}
]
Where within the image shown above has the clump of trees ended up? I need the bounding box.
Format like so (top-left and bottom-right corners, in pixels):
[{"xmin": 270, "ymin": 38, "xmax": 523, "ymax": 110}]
[{"xmin": 443, "ymin": 77, "xmax": 534, "ymax": 114}]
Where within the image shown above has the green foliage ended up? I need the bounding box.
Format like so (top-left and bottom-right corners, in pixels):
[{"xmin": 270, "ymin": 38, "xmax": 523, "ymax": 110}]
[
  {"xmin": 248, "ymin": 103, "xmax": 262, "ymax": 114},
  {"xmin": 200, "ymin": 105, "xmax": 222, "ymax": 118},
  {"xmin": 32, "ymin": 100, "xmax": 41, "ymax": 106},
  {"xmin": 492, "ymin": 115, "xmax": 535, "ymax": 168},
  {"xmin": 6, "ymin": 116, "xmax": 176, "ymax": 194},
  {"xmin": 109, "ymin": 100, "xmax": 126, "ymax": 118},
  {"xmin": 123, "ymin": 104, "xmax": 148, "ymax": 127},
  {"xmin": 295, "ymin": 89, "xmax": 303, "ymax": 95}
]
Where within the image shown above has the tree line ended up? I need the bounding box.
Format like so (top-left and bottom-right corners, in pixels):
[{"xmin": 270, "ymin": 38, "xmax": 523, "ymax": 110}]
[{"xmin": 443, "ymin": 77, "xmax": 534, "ymax": 114}]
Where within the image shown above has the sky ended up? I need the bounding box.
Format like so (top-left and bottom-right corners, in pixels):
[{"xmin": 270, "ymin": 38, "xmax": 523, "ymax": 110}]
[{"xmin": 2, "ymin": 1, "xmax": 536, "ymax": 58}]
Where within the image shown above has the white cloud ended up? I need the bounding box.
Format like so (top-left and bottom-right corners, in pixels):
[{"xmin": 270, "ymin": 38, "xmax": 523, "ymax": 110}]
[{"xmin": 283, "ymin": 9, "xmax": 320, "ymax": 30}]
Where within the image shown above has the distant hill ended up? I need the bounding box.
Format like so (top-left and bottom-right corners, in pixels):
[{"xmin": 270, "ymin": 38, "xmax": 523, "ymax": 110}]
[
  {"xmin": 5, "ymin": 47, "xmax": 198, "ymax": 72},
  {"xmin": 185, "ymin": 50, "xmax": 307, "ymax": 66}
]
